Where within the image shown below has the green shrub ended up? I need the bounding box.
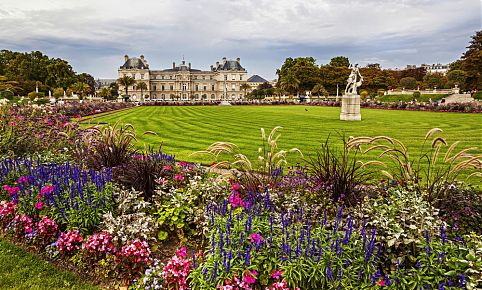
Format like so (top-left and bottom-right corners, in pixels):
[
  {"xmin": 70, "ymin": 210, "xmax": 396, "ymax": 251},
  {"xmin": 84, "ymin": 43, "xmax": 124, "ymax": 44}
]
[
  {"xmin": 413, "ymin": 91, "xmax": 421, "ymax": 100},
  {"xmin": 360, "ymin": 90, "xmax": 369, "ymax": 100},
  {"xmin": 377, "ymin": 89, "xmax": 385, "ymax": 97},
  {"xmin": 473, "ymin": 91, "xmax": 482, "ymax": 100}
]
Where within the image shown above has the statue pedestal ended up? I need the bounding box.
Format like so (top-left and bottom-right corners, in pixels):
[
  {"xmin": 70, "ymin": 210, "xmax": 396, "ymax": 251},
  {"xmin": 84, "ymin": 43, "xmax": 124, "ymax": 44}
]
[{"xmin": 340, "ymin": 94, "xmax": 361, "ymax": 121}]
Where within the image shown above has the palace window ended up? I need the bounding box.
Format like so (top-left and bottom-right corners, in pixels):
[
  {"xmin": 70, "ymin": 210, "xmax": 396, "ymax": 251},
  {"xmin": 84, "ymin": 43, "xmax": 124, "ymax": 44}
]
[
  {"xmin": 202, "ymin": 76, "xmax": 205, "ymax": 80},
  {"xmin": 170, "ymin": 85, "xmax": 173, "ymax": 90},
  {"xmin": 224, "ymin": 75, "xmax": 228, "ymax": 81},
  {"xmin": 203, "ymin": 85, "xmax": 207, "ymax": 91},
  {"xmin": 232, "ymin": 84, "xmax": 236, "ymax": 90},
  {"xmin": 141, "ymin": 74, "xmax": 144, "ymax": 80},
  {"xmin": 195, "ymin": 85, "xmax": 199, "ymax": 91},
  {"xmin": 170, "ymin": 76, "xmax": 173, "ymax": 80},
  {"xmin": 182, "ymin": 83, "xmax": 187, "ymax": 91},
  {"xmin": 153, "ymin": 85, "xmax": 156, "ymax": 91},
  {"xmin": 240, "ymin": 75, "xmax": 243, "ymax": 81},
  {"xmin": 232, "ymin": 75, "xmax": 235, "ymax": 80},
  {"xmin": 210, "ymin": 76, "xmax": 213, "ymax": 80},
  {"xmin": 211, "ymin": 84, "xmax": 215, "ymax": 91}
]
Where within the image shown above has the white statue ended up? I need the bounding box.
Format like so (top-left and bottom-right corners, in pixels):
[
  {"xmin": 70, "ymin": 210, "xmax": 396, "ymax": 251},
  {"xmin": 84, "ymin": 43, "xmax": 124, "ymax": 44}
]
[{"xmin": 344, "ymin": 64, "xmax": 363, "ymax": 95}]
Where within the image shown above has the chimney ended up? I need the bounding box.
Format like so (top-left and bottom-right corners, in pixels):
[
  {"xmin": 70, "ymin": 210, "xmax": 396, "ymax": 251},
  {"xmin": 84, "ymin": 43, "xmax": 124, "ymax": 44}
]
[
  {"xmin": 222, "ymin": 57, "xmax": 227, "ymax": 64},
  {"xmin": 140, "ymin": 55, "xmax": 144, "ymax": 61},
  {"xmin": 188, "ymin": 63, "xmax": 191, "ymax": 69},
  {"xmin": 173, "ymin": 62, "xmax": 176, "ymax": 69},
  {"xmin": 236, "ymin": 57, "xmax": 240, "ymax": 63},
  {"xmin": 124, "ymin": 54, "xmax": 129, "ymax": 62},
  {"xmin": 210, "ymin": 65, "xmax": 213, "ymax": 71},
  {"xmin": 216, "ymin": 61, "xmax": 219, "ymax": 67}
]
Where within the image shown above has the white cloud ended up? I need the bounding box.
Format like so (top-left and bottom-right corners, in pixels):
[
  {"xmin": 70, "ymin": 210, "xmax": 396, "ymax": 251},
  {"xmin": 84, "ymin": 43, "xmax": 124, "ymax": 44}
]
[{"xmin": 0, "ymin": 0, "xmax": 480, "ymax": 78}]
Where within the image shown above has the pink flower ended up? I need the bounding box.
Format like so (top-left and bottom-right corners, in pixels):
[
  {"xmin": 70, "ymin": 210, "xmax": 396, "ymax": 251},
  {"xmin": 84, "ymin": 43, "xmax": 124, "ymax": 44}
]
[
  {"xmin": 176, "ymin": 247, "xmax": 187, "ymax": 258},
  {"xmin": 164, "ymin": 164, "xmax": 172, "ymax": 171},
  {"xmin": 8, "ymin": 186, "xmax": 20, "ymax": 195},
  {"xmin": 243, "ymin": 270, "xmax": 258, "ymax": 285},
  {"xmin": 40, "ymin": 185, "xmax": 54, "ymax": 195},
  {"xmin": 179, "ymin": 161, "xmax": 187, "ymax": 167},
  {"xmin": 378, "ymin": 279, "xmax": 385, "ymax": 287},
  {"xmin": 231, "ymin": 183, "xmax": 241, "ymax": 191},
  {"xmin": 17, "ymin": 176, "xmax": 29, "ymax": 185},
  {"xmin": 250, "ymin": 233, "xmax": 263, "ymax": 245},
  {"xmin": 228, "ymin": 192, "xmax": 243, "ymax": 208},
  {"xmin": 271, "ymin": 269, "xmax": 283, "ymax": 280},
  {"xmin": 35, "ymin": 201, "xmax": 43, "ymax": 210},
  {"xmin": 175, "ymin": 174, "xmax": 184, "ymax": 181},
  {"xmin": 135, "ymin": 154, "xmax": 143, "ymax": 160}
]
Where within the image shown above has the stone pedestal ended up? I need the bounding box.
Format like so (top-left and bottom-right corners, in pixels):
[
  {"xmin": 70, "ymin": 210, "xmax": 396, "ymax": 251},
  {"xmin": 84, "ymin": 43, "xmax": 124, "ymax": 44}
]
[{"xmin": 340, "ymin": 94, "xmax": 361, "ymax": 121}]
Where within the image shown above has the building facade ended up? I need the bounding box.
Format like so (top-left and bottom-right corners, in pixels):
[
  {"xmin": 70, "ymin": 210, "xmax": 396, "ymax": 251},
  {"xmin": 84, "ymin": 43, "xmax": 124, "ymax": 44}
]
[{"xmin": 118, "ymin": 55, "xmax": 250, "ymax": 101}]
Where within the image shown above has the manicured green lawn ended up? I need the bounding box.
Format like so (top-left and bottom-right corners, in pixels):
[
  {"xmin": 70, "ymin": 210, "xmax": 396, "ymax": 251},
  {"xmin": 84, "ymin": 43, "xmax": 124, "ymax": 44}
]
[
  {"xmin": 0, "ymin": 238, "xmax": 99, "ymax": 289},
  {"xmin": 377, "ymin": 94, "xmax": 449, "ymax": 103},
  {"xmin": 83, "ymin": 105, "xmax": 482, "ymax": 183}
]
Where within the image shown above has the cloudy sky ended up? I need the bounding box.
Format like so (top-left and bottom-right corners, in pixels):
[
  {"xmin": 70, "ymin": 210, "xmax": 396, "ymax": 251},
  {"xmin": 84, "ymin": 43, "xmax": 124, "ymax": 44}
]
[{"xmin": 1, "ymin": 0, "xmax": 480, "ymax": 79}]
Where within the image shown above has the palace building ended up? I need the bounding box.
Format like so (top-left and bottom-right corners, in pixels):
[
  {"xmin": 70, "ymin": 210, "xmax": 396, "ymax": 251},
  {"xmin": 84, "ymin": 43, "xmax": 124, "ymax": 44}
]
[{"xmin": 118, "ymin": 55, "xmax": 252, "ymax": 101}]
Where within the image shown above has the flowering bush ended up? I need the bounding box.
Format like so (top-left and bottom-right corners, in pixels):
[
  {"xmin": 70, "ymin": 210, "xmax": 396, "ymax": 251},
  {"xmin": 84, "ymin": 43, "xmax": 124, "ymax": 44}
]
[
  {"xmin": 57, "ymin": 230, "xmax": 83, "ymax": 255},
  {"xmin": 163, "ymin": 247, "xmax": 192, "ymax": 290},
  {"xmin": 116, "ymin": 239, "xmax": 152, "ymax": 283},
  {"xmin": 82, "ymin": 231, "xmax": 116, "ymax": 262},
  {"xmin": 190, "ymin": 194, "xmax": 381, "ymax": 289},
  {"xmin": 0, "ymin": 201, "xmax": 16, "ymax": 228},
  {"xmin": 11, "ymin": 214, "xmax": 34, "ymax": 239},
  {"xmin": 35, "ymin": 216, "xmax": 59, "ymax": 246}
]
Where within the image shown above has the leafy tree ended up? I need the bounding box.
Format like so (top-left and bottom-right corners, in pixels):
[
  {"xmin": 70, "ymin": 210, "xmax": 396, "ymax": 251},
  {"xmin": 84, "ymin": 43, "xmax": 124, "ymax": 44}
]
[
  {"xmin": 277, "ymin": 57, "xmax": 320, "ymax": 95},
  {"xmin": 109, "ymin": 82, "xmax": 119, "ymax": 97},
  {"xmin": 46, "ymin": 59, "xmax": 77, "ymax": 89},
  {"xmin": 117, "ymin": 75, "xmax": 136, "ymax": 97},
  {"xmin": 312, "ymin": 83, "xmax": 328, "ymax": 98},
  {"xmin": 98, "ymin": 87, "xmax": 112, "ymax": 100},
  {"xmin": 0, "ymin": 75, "xmax": 22, "ymax": 95},
  {"xmin": 240, "ymin": 83, "xmax": 250, "ymax": 98},
  {"xmin": 320, "ymin": 64, "xmax": 350, "ymax": 95},
  {"xmin": 136, "ymin": 82, "xmax": 148, "ymax": 99},
  {"xmin": 329, "ymin": 56, "xmax": 350, "ymax": 67},
  {"xmin": 77, "ymin": 73, "xmax": 95, "ymax": 94},
  {"xmin": 447, "ymin": 70, "xmax": 467, "ymax": 89},
  {"xmin": 423, "ymin": 73, "xmax": 447, "ymax": 89},
  {"xmin": 462, "ymin": 30, "xmax": 482, "ymax": 89},
  {"xmin": 52, "ymin": 87, "xmax": 64, "ymax": 99},
  {"xmin": 400, "ymin": 77, "xmax": 417, "ymax": 89},
  {"xmin": 69, "ymin": 82, "xmax": 90, "ymax": 100},
  {"xmin": 279, "ymin": 73, "xmax": 300, "ymax": 96}
]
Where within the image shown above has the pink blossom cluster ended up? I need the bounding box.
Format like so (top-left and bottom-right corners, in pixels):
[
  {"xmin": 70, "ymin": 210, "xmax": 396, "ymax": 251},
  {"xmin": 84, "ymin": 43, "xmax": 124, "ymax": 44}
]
[
  {"xmin": 13, "ymin": 214, "xmax": 33, "ymax": 234},
  {"xmin": 229, "ymin": 183, "xmax": 243, "ymax": 208},
  {"xmin": 250, "ymin": 233, "xmax": 263, "ymax": 245},
  {"xmin": 218, "ymin": 272, "xmax": 256, "ymax": 290},
  {"xmin": 17, "ymin": 176, "xmax": 29, "ymax": 185},
  {"xmin": 265, "ymin": 280, "xmax": 300, "ymax": 290},
  {"xmin": 82, "ymin": 231, "xmax": 116, "ymax": 255},
  {"xmin": 118, "ymin": 239, "xmax": 152, "ymax": 263},
  {"xmin": 40, "ymin": 185, "xmax": 54, "ymax": 196},
  {"xmin": 37, "ymin": 216, "xmax": 58, "ymax": 238},
  {"xmin": 163, "ymin": 247, "xmax": 192, "ymax": 290},
  {"xmin": 57, "ymin": 230, "xmax": 83, "ymax": 254},
  {"xmin": 2, "ymin": 185, "xmax": 20, "ymax": 195},
  {"xmin": 0, "ymin": 201, "xmax": 16, "ymax": 217}
]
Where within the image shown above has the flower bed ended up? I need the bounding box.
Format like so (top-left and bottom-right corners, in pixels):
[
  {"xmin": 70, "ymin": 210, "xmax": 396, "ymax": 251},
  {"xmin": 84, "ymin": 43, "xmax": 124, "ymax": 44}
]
[{"xmin": 0, "ymin": 103, "xmax": 481, "ymax": 289}]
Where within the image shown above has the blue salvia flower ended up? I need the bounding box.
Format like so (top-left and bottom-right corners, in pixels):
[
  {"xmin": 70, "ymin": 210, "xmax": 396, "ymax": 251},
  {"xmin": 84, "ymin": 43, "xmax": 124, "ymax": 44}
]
[
  {"xmin": 458, "ymin": 274, "xmax": 466, "ymax": 287},
  {"xmin": 192, "ymin": 251, "xmax": 197, "ymax": 268},
  {"xmin": 322, "ymin": 208, "xmax": 327, "ymax": 225},
  {"xmin": 439, "ymin": 282, "xmax": 444, "ymax": 290},
  {"xmin": 439, "ymin": 226, "xmax": 447, "ymax": 244},
  {"xmin": 211, "ymin": 261, "xmax": 218, "ymax": 282},
  {"xmin": 327, "ymin": 262, "xmax": 333, "ymax": 282},
  {"xmin": 226, "ymin": 249, "xmax": 232, "ymax": 273},
  {"xmin": 338, "ymin": 267, "xmax": 343, "ymax": 281}
]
